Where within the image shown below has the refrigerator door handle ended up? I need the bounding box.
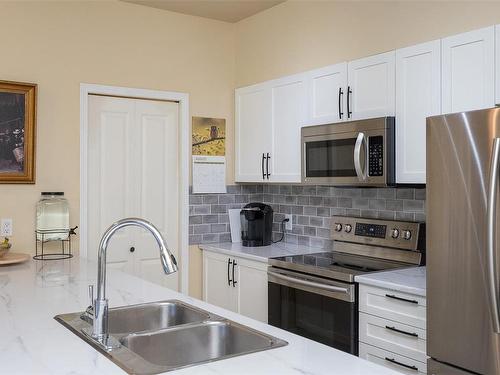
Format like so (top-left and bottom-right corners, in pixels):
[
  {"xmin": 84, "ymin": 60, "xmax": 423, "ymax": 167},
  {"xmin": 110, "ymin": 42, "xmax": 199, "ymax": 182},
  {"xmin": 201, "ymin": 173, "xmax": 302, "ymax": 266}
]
[{"xmin": 487, "ymin": 137, "xmax": 500, "ymax": 333}]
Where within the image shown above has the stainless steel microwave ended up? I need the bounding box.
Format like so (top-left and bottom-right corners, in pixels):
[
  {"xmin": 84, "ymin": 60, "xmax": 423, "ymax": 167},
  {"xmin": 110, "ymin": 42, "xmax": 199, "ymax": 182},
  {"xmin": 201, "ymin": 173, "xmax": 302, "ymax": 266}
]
[{"xmin": 301, "ymin": 117, "xmax": 395, "ymax": 186}]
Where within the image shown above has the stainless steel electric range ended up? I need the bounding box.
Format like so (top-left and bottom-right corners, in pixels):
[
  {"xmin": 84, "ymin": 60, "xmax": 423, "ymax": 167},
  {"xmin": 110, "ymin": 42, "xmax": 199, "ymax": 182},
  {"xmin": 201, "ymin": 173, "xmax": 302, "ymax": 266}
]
[{"xmin": 267, "ymin": 215, "xmax": 425, "ymax": 356}]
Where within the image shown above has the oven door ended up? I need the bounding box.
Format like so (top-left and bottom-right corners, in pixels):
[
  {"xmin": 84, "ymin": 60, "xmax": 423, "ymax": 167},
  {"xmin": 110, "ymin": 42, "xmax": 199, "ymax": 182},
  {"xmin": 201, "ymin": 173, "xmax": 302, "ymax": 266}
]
[
  {"xmin": 267, "ymin": 267, "xmax": 358, "ymax": 355},
  {"xmin": 301, "ymin": 119, "xmax": 394, "ymax": 186}
]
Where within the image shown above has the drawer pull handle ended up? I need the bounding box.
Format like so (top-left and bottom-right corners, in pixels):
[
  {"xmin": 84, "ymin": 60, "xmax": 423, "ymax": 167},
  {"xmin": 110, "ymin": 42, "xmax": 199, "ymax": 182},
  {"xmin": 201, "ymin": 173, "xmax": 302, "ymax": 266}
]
[
  {"xmin": 385, "ymin": 357, "xmax": 419, "ymax": 372},
  {"xmin": 385, "ymin": 325, "xmax": 419, "ymax": 338},
  {"xmin": 385, "ymin": 293, "xmax": 419, "ymax": 304}
]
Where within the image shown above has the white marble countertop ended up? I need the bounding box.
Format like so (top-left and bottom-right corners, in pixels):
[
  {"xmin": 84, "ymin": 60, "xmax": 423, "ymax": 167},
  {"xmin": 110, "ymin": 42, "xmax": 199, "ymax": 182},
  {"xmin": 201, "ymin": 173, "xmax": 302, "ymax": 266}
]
[
  {"xmin": 199, "ymin": 242, "xmax": 322, "ymax": 262},
  {"xmin": 355, "ymin": 266, "xmax": 426, "ymax": 297},
  {"xmin": 0, "ymin": 256, "xmax": 400, "ymax": 375}
]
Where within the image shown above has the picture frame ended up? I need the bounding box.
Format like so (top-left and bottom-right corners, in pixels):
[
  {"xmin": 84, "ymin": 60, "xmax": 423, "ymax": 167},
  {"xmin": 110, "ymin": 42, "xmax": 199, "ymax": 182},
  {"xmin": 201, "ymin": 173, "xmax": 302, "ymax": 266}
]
[{"xmin": 0, "ymin": 80, "xmax": 37, "ymax": 183}]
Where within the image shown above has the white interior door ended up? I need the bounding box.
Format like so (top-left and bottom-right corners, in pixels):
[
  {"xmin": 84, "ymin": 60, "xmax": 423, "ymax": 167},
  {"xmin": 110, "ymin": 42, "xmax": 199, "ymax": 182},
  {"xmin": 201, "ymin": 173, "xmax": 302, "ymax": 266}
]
[
  {"xmin": 88, "ymin": 96, "xmax": 135, "ymax": 273},
  {"xmin": 87, "ymin": 95, "xmax": 180, "ymax": 290},
  {"xmin": 133, "ymin": 99, "xmax": 179, "ymax": 291},
  {"xmin": 441, "ymin": 26, "xmax": 495, "ymax": 113}
]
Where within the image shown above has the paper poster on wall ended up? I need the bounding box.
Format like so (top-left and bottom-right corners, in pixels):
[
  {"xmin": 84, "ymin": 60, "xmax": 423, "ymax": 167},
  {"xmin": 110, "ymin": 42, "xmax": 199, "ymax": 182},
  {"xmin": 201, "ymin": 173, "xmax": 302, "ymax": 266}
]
[
  {"xmin": 192, "ymin": 156, "xmax": 226, "ymax": 194},
  {"xmin": 192, "ymin": 117, "xmax": 226, "ymax": 156}
]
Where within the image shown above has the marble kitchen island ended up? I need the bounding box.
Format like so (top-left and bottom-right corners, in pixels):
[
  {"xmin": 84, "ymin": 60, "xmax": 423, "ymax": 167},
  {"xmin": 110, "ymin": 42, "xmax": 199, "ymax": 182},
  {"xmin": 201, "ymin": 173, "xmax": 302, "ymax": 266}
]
[{"xmin": 0, "ymin": 257, "xmax": 399, "ymax": 375}]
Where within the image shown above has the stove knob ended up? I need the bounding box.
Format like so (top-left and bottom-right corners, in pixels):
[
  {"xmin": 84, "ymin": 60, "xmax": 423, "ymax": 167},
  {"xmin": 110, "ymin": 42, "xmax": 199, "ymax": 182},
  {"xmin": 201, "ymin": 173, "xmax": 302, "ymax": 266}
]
[
  {"xmin": 402, "ymin": 230, "xmax": 412, "ymax": 240},
  {"xmin": 391, "ymin": 228, "xmax": 400, "ymax": 239},
  {"xmin": 344, "ymin": 224, "xmax": 352, "ymax": 233},
  {"xmin": 334, "ymin": 223, "xmax": 342, "ymax": 232}
]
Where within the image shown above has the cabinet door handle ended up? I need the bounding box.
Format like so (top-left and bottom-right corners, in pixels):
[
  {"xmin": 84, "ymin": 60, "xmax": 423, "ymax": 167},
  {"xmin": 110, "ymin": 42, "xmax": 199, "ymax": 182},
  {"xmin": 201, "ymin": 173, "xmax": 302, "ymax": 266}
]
[
  {"xmin": 129, "ymin": 246, "xmax": 135, "ymax": 253},
  {"xmin": 261, "ymin": 153, "xmax": 265, "ymax": 180},
  {"xmin": 338, "ymin": 87, "xmax": 344, "ymax": 119},
  {"xmin": 232, "ymin": 259, "xmax": 237, "ymax": 287},
  {"xmin": 266, "ymin": 153, "xmax": 271, "ymax": 179},
  {"xmin": 347, "ymin": 86, "xmax": 352, "ymax": 118},
  {"xmin": 385, "ymin": 293, "xmax": 419, "ymax": 304},
  {"xmin": 227, "ymin": 258, "xmax": 232, "ymax": 286},
  {"xmin": 384, "ymin": 357, "xmax": 419, "ymax": 372},
  {"xmin": 385, "ymin": 325, "xmax": 419, "ymax": 338}
]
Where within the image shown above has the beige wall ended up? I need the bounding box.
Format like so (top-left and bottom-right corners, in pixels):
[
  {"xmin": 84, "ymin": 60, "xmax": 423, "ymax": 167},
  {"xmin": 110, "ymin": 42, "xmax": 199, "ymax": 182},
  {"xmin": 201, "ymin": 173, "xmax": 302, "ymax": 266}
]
[
  {"xmin": 3, "ymin": 0, "xmax": 500, "ymax": 294},
  {"xmin": 188, "ymin": 245, "xmax": 203, "ymax": 299},
  {"xmin": 235, "ymin": 1, "xmax": 500, "ymax": 87},
  {"xmin": 0, "ymin": 1, "xmax": 235, "ymax": 255}
]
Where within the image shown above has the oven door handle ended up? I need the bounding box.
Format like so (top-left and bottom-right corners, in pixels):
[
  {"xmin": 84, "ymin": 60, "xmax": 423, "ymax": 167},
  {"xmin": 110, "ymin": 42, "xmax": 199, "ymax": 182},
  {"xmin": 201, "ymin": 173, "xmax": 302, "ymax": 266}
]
[
  {"xmin": 354, "ymin": 132, "xmax": 367, "ymax": 181},
  {"xmin": 267, "ymin": 271, "xmax": 349, "ymax": 294}
]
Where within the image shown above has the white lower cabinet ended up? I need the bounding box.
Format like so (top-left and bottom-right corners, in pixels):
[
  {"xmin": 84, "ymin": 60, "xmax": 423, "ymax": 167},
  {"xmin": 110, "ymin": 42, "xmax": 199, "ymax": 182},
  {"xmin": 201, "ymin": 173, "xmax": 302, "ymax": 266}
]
[
  {"xmin": 359, "ymin": 284, "xmax": 427, "ymax": 374},
  {"xmin": 359, "ymin": 343, "xmax": 427, "ymax": 375},
  {"xmin": 203, "ymin": 250, "xmax": 238, "ymax": 312},
  {"xmin": 202, "ymin": 250, "xmax": 268, "ymax": 322}
]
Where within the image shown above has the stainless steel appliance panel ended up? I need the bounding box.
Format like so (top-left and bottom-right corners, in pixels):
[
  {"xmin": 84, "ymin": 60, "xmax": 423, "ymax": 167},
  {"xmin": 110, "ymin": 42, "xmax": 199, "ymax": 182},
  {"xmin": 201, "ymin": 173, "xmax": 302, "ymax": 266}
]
[
  {"xmin": 428, "ymin": 359, "xmax": 476, "ymax": 375},
  {"xmin": 301, "ymin": 117, "xmax": 394, "ymax": 186},
  {"xmin": 427, "ymin": 108, "xmax": 500, "ymax": 375}
]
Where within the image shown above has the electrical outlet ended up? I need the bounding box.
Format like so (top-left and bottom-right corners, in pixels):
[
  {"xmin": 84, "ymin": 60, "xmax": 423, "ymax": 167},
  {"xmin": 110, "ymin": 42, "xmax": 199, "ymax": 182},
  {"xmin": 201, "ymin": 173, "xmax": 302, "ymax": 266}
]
[
  {"xmin": 1, "ymin": 219, "xmax": 12, "ymax": 236},
  {"xmin": 284, "ymin": 214, "xmax": 293, "ymax": 231}
]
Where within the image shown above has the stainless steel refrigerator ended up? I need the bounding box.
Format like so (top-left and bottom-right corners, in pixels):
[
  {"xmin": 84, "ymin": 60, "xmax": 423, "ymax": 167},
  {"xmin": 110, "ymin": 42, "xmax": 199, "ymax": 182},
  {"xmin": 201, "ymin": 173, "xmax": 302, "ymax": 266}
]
[{"xmin": 427, "ymin": 107, "xmax": 500, "ymax": 375}]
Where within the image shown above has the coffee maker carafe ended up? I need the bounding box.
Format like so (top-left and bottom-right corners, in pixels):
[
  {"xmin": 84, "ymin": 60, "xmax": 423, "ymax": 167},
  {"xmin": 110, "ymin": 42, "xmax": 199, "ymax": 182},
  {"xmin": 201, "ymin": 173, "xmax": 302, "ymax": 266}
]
[{"xmin": 240, "ymin": 203, "xmax": 273, "ymax": 247}]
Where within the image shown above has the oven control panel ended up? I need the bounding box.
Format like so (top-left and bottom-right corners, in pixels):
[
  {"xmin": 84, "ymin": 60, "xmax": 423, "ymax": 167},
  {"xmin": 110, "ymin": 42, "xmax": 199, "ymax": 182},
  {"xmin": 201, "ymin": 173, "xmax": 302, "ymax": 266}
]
[
  {"xmin": 368, "ymin": 136, "xmax": 384, "ymax": 177},
  {"xmin": 331, "ymin": 215, "xmax": 423, "ymax": 251},
  {"xmin": 355, "ymin": 222, "xmax": 387, "ymax": 238}
]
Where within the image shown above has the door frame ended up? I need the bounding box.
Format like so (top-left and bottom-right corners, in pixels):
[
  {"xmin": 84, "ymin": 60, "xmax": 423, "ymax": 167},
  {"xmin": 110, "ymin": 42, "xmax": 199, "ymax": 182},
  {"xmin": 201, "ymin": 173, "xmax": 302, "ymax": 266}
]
[{"xmin": 79, "ymin": 83, "xmax": 190, "ymax": 294}]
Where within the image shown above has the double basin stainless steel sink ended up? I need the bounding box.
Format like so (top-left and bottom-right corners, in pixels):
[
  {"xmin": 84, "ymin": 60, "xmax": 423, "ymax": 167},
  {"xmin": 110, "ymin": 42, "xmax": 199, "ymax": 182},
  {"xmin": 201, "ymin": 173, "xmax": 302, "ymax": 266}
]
[{"xmin": 55, "ymin": 300, "xmax": 287, "ymax": 374}]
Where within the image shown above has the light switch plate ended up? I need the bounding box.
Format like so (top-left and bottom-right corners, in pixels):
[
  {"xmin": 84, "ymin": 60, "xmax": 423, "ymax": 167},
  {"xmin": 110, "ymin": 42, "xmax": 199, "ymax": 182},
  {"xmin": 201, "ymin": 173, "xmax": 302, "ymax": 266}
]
[
  {"xmin": 1, "ymin": 218, "xmax": 13, "ymax": 236},
  {"xmin": 284, "ymin": 214, "xmax": 293, "ymax": 231}
]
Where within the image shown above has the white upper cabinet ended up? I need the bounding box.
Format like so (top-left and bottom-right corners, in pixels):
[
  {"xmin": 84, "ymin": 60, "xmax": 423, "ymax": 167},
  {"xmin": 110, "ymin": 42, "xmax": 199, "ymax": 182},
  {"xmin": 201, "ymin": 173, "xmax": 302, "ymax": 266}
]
[
  {"xmin": 235, "ymin": 85, "xmax": 272, "ymax": 182},
  {"xmin": 496, "ymin": 25, "xmax": 500, "ymax": 105},
  {"xmin": 270, "ymin": 75, "xmax": 306, "ymax": 183},
  {"xmin": 235, "ymin": 74, "xmax": 306, "ymax": 183},
  {"xmin": 347, "ymin": 51, "xmax": 396, "ymax": 120},
  {"xmin": 442, "ymin": 26, "xmax": 495, "ymax": 114},
  {"xmin": 396, "ymin": 40, "xmax": 441, "ymax": 184},
  {"xmin": 305, "ymin": 62, "xmax": 348, "ymax": 125}
]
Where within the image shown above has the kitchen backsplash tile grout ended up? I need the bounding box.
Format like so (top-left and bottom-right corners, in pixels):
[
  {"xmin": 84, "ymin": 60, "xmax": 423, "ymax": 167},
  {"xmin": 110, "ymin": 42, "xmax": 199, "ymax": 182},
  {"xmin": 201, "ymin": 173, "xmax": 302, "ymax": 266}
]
[{"xmin": 189, "ymin": 185, "xmax": 426, "ymax": 248}]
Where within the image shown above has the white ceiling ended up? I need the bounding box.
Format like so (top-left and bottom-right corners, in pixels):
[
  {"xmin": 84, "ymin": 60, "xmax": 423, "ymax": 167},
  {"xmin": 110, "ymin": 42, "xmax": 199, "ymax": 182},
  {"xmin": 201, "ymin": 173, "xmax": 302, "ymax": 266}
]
[{"xmin": 123, "ymin": 0, "xmax": 285, "ymax": 23}]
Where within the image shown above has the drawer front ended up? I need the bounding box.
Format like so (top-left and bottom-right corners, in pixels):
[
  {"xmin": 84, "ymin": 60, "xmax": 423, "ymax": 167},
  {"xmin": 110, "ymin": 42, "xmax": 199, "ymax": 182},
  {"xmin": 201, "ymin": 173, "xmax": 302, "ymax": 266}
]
[
  {"xmin": 359, "ymin": 342, "xmax": 427, "ymax": 374},
  {"xmin": 359, "ymin": 312, "xmax": 426, "ymax": 362},
  {"xmin": 359, "ymin": 285, "xmax": 426, "ymax": 329}
]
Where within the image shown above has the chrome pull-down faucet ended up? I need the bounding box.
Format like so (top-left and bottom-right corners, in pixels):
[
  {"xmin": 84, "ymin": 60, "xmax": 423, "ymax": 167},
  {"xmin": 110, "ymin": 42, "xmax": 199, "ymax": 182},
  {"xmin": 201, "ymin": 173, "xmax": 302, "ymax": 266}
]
[{"xmin": 84, "ymin": 218, "xmax": 178, "ymax": 350}]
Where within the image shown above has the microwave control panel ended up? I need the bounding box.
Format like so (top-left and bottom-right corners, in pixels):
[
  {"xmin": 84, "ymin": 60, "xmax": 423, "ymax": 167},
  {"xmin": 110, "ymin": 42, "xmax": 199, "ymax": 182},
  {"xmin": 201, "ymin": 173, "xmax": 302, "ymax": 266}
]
[{"xmin": 368, "ymin": 136, "xmax": 383, "ymax": 176}]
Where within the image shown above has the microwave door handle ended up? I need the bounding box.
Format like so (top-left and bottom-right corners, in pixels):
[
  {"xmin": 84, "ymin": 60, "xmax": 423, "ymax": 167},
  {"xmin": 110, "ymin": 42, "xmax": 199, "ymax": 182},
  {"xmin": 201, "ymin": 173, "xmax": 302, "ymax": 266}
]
[
  {"xmin": 487, "ymin": 137, "xmax": 500, "ymax": 333},
  {"xmin": 354, "ymin": 132, "xmax": 367, "ymax": 181}
]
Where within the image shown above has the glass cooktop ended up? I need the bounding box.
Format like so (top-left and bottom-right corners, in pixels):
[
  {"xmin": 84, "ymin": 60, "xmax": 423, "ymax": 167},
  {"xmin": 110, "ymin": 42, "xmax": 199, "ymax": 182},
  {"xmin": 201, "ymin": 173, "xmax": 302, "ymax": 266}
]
[{"xmin": 268, "ymin": 251, "xmax": 412, "ymax": 283}]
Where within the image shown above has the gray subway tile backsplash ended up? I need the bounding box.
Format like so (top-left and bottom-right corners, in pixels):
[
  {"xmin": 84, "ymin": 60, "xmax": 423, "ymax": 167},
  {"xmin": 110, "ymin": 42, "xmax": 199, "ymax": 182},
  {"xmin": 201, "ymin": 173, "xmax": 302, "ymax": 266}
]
[{"xmin": 189, "ymin": 184, "xmax": 426, "ymax": 248}]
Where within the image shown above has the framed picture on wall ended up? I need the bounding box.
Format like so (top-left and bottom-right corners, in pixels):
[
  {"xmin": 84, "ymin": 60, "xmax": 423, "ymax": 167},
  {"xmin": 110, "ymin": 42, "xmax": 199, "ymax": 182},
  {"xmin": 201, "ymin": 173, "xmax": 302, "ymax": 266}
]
[{"xmin": 0, "ymin": 80, "xmax": 37, "ymax": 183}]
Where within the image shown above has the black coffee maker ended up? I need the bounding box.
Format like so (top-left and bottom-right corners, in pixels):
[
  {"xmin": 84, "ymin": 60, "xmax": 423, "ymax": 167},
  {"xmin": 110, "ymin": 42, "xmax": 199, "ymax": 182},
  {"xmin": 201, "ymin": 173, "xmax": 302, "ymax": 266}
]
[{"xmin": 240, "ymin": 203, "xmax": 273, "ymax": 247}]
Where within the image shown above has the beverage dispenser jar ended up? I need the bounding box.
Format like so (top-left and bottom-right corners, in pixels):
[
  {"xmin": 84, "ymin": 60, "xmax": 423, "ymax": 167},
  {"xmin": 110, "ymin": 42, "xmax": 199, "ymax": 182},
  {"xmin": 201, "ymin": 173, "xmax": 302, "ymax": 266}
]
[{"xmin": 36, "ymin": 192, "xmax": 70, "ymax": 241}]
